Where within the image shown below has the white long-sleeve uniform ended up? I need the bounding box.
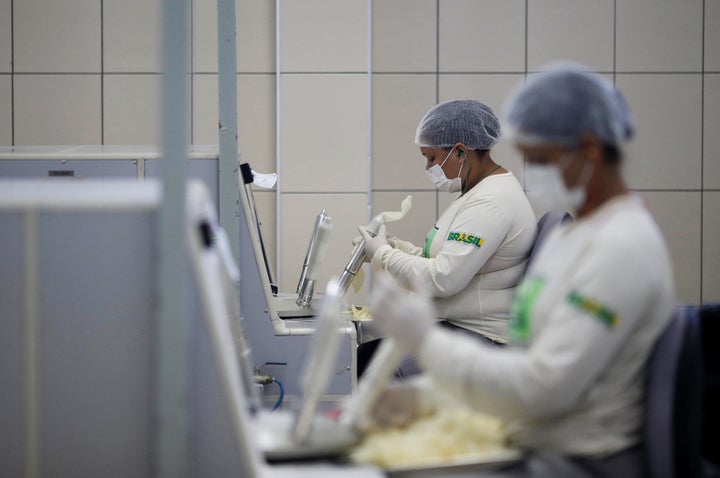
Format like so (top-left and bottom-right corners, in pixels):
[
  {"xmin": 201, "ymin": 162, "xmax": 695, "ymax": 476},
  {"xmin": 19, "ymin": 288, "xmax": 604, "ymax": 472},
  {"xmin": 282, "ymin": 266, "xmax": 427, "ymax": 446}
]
[
  {"xmin": 370, "ymin": 172, "xmax": 537, "ymax": 342},
  {"xmin": 416, "ymin": 194, "xmax": 675, "ymax": 456}
]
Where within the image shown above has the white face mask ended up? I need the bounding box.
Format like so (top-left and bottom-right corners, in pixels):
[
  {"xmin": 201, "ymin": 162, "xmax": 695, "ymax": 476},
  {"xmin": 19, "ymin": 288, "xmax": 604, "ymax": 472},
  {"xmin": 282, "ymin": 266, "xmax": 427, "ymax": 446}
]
[
  {"xmin": 525, "ymin": 158, "xmax": 590, "ymax": 214},
  {"xmin": 426, "ymin": 147, "xmax": 464, "ymax": 192}
]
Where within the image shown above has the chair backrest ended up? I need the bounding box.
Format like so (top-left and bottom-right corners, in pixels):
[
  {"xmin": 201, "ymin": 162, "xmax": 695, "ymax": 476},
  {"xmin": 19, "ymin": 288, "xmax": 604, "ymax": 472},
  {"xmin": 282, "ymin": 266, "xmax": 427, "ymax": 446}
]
[
  {"xmin": 700, "ymin": 304, "xmax": 720, "ymax": 470},
  {"xmin": 527, "ymin": 211, "xmax": 573, "ymax": 269},
  {"xmin": 643, "ymin": 306, "xmax": 704, "ymax": 478}
]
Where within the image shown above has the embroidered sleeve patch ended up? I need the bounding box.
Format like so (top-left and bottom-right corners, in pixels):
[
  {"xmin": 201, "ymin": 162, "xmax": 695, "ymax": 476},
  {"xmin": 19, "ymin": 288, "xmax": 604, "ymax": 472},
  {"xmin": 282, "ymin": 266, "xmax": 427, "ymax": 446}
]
[
  {"xmin": 446, "ymin": 231, "xmax": 484, "ymax": 248},
  {"xmin": 567, "ymin": 291, "xmax": 619, "ymax": 328},
  {"xmin": 510, "ymin": 277, "xmax": 545, "ymax": 343}
]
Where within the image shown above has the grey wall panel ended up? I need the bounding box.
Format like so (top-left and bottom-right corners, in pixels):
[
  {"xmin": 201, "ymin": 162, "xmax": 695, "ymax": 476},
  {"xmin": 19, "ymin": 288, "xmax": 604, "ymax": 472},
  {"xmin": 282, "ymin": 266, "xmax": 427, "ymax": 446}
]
[
  {"xmin": 38, "ymin": 211, "xmax": 155, "ymax": 476},
  {"xmin": 0, "ymin": 181, "xmax": 260, "ymax": 475},
  {"xmin": 0, "ymin": 159, "xmax": 137, "ymax": 178},
  {"xmin": 189, "ymin": 287, "xmax": 247, "ymax": 477},
  {"xmin": 0, "ymin": 213, "xmax": 26, "ymax": 477},
  {"xmin": 145, "ymin": 158, "xmax": 219, "ymax": 211}
]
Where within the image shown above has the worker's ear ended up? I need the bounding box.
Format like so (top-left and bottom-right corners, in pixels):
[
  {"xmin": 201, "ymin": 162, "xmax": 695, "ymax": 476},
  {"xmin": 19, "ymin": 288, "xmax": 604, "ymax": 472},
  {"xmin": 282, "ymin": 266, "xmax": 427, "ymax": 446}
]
[{"xmin": 454, "ymin": 143, "xmax": 469, "ymax": 159}]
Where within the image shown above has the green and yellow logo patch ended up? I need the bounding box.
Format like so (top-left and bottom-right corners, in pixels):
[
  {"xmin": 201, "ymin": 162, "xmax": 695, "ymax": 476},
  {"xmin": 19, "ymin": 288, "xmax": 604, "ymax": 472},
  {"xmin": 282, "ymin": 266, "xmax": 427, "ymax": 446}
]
[
  {"xmin": 446, "ymin": 231, "xmax": 484, "ymax": 248},
  {"xmin": 509, "ymin": 277, "xmax": 545, "ymax": 343},
  {"xmin": 567, "ymin": 291, "xmax": 619, "ymax": 328}
]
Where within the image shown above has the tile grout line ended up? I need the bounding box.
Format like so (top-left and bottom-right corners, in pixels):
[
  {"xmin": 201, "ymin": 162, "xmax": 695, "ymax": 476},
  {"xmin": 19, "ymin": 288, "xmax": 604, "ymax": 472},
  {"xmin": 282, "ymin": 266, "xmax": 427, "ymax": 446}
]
[
  {"xmin": 435, "ymin": 0, "xmax": 440, "ymax": 221},
  {"xmin": 700, "ymin": 0, "xmax": 705, "ymax": 303},
  {"xmin": 10, "ymin": 0, "xmax": 14, "ymax": 145},
  {"xmin": 100, "ymin": 0, "xmax": 104, "ymax": 145}
]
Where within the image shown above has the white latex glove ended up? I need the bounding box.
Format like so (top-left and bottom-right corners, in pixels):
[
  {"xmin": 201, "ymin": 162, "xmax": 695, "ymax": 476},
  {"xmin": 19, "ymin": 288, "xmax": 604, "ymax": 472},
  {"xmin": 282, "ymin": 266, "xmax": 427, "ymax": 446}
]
[
  {"xmin": 370, "ymin": 274, "xmax": 435, "ymax": 356},
  {"xmin": 352, "ymin": 233, "xmax": 399, "ymax": 264},
  {"xmin": 358, "ymin": 224, "xmax": 389, "ymax": 260},
  {"xmin": 365, "ymin": 376, "xmax": 437, "ymax": 429},
  {"xmin": 353, "ymin": 235, "xmax": 400, "ymax": 249},
  {"xmin": 368, "ymin": 381, "xmax": 423, "ymax": 428}
]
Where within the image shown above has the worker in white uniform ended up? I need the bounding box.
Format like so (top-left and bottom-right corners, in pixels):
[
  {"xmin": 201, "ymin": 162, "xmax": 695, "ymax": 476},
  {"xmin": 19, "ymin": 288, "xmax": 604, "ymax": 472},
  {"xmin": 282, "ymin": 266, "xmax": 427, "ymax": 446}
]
[
  {"xmin": 366, "ymin": 63, "xmax": 675, "ymax": 477},
  {"xmin": 356, "ymin": 99, "xmax": 536, "ymax": 376}
]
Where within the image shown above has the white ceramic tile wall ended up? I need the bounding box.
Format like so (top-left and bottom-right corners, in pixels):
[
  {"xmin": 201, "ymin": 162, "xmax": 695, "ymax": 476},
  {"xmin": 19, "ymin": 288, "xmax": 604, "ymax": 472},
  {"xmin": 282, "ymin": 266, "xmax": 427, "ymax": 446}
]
[
  {"xmin": 3, "ymin": 0, "xmax": 718, "ymax": 303},
  {"xmin": 103, "ymin": 0, "xmax": 161, "ymax": 73},
  {"xmin": 279, "ymin": 74, "xmax": 368, "ymax": 193},
  {"xmin": 193, "ymin": 0, "xmax": 275, "ymax": 73},
  {"xmin": 703, "ymin": 192, "xmax": 720, "ymax": 302},
  {"xmin": 279, "ymin": 193, "xmax": 368, "ymax": 300},
  {"xmin": 0, "ymin": 75, "xmax": 10, "ymax": 144},
  {"xmin": 14, "ymin": 75, "xmax": 101, "ymax": 145},
  {"xmin": 527, "ymin": 0, "xmax": 614, "ymax": 72},
  {"xmin": 237, "ymin": 74, "xmax": 276, "ymax": 173},
  {"xmin": 372, "ymin": 0, "xmax": 436, "ymax": 72},
  {"xmin": 193, "ymin": 73, "xmax": 275, "ymax": 171},
  {"xmin": 103, "ymin": 75, "xmax": 161, "ymax": 145},
  {"xmin": 439, "ymin": 0, "xmax": 525, "ymax": 72},
  {"xmin": 192, "ymin": 74, "xmax": 217, "ymax": 143},
  {"xmin": 193, "ymin": 0, "xmax": 219, "ymax": 73},
  {"xmin": 641, "ymin": 191, "xmax": 702, "ymax": 304},
  {"xmin": 618, "ymin": 74, "xmax": 703, "ymax": 190},
  {"xmin": 0, "ymin": 0, "xmax": 10, "ymax": 73},
  {"xmin": 14, "ymin": 0, "xmax": 101, "ymax": 73},
  {"xmin": 372, "ymin": 74, "xmax": 436, "ymax": 190},
  {"xmin": 707, "ymin": 1, "xmax": 720, "ymax": 71},
  {"xmin": 372, "ymin": 191, "xmax": 437, "ymax": 247},
  {"xmin": 280, "ymin": 0, "xmax": 367, "ymax": 73},
  {"xmin": 705, "ymin": 74, "xmax": 720, "ymax": 189},
  {"xmin": 439, "ymin": 74, "xmax": 525, "ymax": 179},
  {"xmin": 616, "ymin": 0, "xmax": 703, "ymax": 72}
]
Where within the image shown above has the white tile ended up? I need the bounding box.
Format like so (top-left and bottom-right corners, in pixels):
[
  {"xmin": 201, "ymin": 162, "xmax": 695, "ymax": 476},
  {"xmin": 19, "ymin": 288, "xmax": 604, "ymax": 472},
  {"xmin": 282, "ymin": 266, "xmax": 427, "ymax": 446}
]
[
  {"xmin": 236, "ymin": 0, "xmax": 275, "ymax": 72},
  {"xmin": 192, "ymin": 75, "xmax": 218, "ymax": 143},
  {"xmin": 372, "ymin": 0, "xmax": 436, "ymax": 72},
  {"xmin": 103, "ymin": 74, "xmax": 161, "ymax": 145},
  {"xmin": 193, "ymin": 0, "xmax": 217, "ymax": 72},
  {"xmin": 527, "ymin": 0, "xmax": 614, "ymax": 72},
  {"xmin": 439, "ymin": 74, "xmax": 525, "ymax": 180},
  {"xmin": 372, "ymin": 74, "xmax": 436, "ymax": 190},
  {"xmin": 707, "ymin": 0, "xmax": 720, "ymax": 71},
  {"xmin": 280, "ymin": 0, "xmax": 367, "ymax": 72},
  {"xmin": 14, "ymin": 0, "xmax": 101, "ymax": 72},
  {"xmin": 103, "ymin": 0, "xmax": 161, "ymax": 72},
  {"xmin": 237, "ymin": 74, "xmax": 276, "ymax": 174},
  {"xmin": 703, "ymin": 191, "xmax": 720, "ymax": 302},
  {"xmin": 193, "ymin": 0, "xmax": 275, "ymax": 73},
  {"xmin": 439, "ymin": 0, "xmax": 525, "ymax": 72},
  {"xmin": 279, "ymin": 74, "xmax": 368, "ymax": 193},
  {"xmin": 640, "ymin": 191, "xmax": 701, "ymax": 305},
  {"xmin": 616, "ymin": 0, "xmax": 703, "ymax": 72},
  {"xmin": 0, "ymin": 0, "xmax": 10, "ymax": 72},
  {"xmin": 193, "ymin": 74, "xmax": 276, "ymax": 173},
  {"xmin": 14, "ymin": 75, "xmax": 101, "ymax": 145},
  {"xmin": 372, "ymin": 191, "xmax": 437, "ymax": 248},
  {"xmin": 705, "ymin": 74, "xmax": 720, "ymax": 189},
  {"xmin": 0, "ymin": 75, "xmax": 10, "ymax": 144},
  {"xmin": 617, "ymin": 74, "xmax": 702, "ymax": 190},
  {"xmin": 279, "ymin": 193, "xmax": 369, "ymax": 304}
]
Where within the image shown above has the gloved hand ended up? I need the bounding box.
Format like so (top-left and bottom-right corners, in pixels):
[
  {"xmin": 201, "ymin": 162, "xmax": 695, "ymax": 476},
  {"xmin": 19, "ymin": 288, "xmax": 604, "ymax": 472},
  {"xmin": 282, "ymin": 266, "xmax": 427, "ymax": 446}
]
[
  {"xmin": 367, "ymin": 381, "xmax": 424, "ymax": 428},
  {"xmin": 353, "ymin": 234, "xmax": 400, "ymax": 249},
  {"xmin": 370, "ymin": 274, "xmax": 435, "ymax": 356},
  {"xmin": 352, "ymin": 232, "xmax": 399, "ymax": 264},
  {"xmin": 358, "ymin": 224, "xmax": 390, "ymax": 261}
]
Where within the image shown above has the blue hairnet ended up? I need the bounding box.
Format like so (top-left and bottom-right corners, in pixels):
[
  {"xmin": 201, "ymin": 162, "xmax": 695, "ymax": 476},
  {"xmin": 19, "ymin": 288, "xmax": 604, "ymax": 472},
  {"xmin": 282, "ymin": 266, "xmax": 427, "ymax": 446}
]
[
  {"xmin": 504, "ymin": 63, "xmax": 635, "ymax": 147},
  {"xmin": 415, "ymin": 99, "xmax": 500, "ymax": 150}
]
